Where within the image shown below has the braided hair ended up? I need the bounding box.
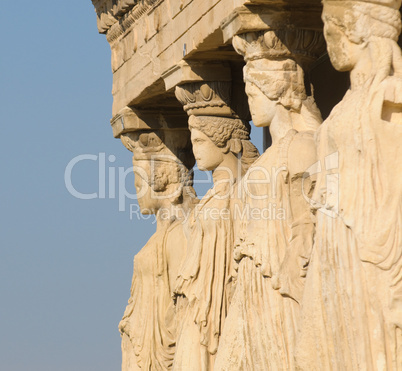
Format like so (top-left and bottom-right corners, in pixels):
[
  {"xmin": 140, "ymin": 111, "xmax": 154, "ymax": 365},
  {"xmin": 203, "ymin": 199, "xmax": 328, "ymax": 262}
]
[{"xmin": 189, "ymin": 115, "xmax": 259, "ymax": 174}]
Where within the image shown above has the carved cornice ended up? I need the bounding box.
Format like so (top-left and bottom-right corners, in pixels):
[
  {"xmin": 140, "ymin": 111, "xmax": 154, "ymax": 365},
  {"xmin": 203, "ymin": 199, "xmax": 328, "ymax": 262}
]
[
  {"xmin": 92, "ymin": 0, "xmax": 163, "ymax": 43},
  {"xmin": 92, "ymin": 0, "xmax": 135, "ymax": 33},
  {"xmin": 92, "ymin": 0, "xmax": 163, "ymax": 39},
  {"xmin": 107, "ymin": 0, "xmax": 164, "ymax": 43}
]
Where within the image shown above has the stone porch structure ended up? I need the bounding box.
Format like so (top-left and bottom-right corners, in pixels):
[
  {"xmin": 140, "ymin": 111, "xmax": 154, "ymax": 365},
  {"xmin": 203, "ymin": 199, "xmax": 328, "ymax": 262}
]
[{"xmin": 91, "ymin": 0, "xmax": 349, "ymax": 146}]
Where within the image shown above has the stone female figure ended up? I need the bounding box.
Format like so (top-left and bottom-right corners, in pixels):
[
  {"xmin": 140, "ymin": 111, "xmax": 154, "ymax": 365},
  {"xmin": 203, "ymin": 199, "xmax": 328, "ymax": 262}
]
[
  {"xmin": 214, "ymin": 29, "xmax": 324, "ymax": 370},
  {"xmin": 173, "ymin": 115, "xmax": 259, "ymax": 371},
  {"xmin": 118, "ymin": 129, "xmax": 197, "ymax": 371},
  {"xmin": 296, "ymin": 1, "xmax": 402, "ymax": 369}
]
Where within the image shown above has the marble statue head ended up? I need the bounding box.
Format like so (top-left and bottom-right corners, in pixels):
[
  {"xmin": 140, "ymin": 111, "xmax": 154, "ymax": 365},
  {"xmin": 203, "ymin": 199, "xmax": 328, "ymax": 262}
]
[
  {"xmin": 322, "ymin": 0, "xmax": 402, "ymax": 72},
  {"xmin": 233, "ymin": 29, "xmax": 325, "ymax": 128},
  {"xmin": 188, "ymin": 115, "xmax": 258, "ymax": 174},
  {"xmin": 121, "ymin": 129, "xmax": 195, "ymax": 214}
]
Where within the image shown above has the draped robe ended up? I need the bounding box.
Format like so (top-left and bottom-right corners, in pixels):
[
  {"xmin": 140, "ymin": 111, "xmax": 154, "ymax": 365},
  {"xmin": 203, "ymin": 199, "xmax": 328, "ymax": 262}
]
[
  {"xmin": 296, "ymin": 77, "xmax": 402, "ymax": 370},
  {"xmin": 215, "ymin": 130, "xmax": 316, "ymax": 370}
]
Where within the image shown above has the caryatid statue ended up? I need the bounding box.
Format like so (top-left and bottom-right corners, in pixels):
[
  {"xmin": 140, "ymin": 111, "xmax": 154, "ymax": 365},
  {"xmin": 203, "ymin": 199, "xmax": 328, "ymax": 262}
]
[
  {"xmin": 214, "ymin": 29, "xmax": 325, "ymax": 370},
  {"xmin": 117, "ymin": 110, "xmax": 198, "ymax": 371},
  {"xmin": 296, "ymin": 0, "xmax": 402, "ymax": 369},
  {"xmin": 173, "ymin": 81, "xmax": 259, "ymax": 370}
]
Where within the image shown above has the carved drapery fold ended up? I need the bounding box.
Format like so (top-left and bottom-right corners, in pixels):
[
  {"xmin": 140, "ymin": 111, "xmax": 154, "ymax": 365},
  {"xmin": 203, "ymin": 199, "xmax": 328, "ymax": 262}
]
[{"xmin": 88, "ymin": 0, "xmax": 402, "ymax": 369}]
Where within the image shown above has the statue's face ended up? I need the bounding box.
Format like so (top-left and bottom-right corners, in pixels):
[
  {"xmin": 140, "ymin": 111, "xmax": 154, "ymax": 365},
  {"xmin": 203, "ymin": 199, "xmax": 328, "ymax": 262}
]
[
  {"xmin": 245, "ymin": 82, "xmax": 277, "ymax": 127},
  {"xmin": 133, "ymin": 160, "xmax": 160, "ymax": 214},
  {"xmin": 191, "ymin": 129, "xmax": 225, "ymax": 171},
  {"xmin": 322, "ymin": 7, "xmax": 359, "ymax": 72}
]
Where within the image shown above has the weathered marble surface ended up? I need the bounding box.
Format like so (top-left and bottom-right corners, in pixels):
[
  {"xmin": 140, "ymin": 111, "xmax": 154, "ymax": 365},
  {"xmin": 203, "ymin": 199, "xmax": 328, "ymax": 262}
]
[
  {"xmin": 296, "ymin": 1, "xmax": 402, "ymax": 369},
  {"xmin": 90, "ymin": 0, "xmax": 402, "ymax": 369},
  {"xmin": 118, "ymin": 126, "xmax": 197, "ymax": 370},
  {"xmin": 215, "ymin": 29, "xmax": 323, "ymax": 370},
  {"xmin": 173, "ymin": 79, "xmax": 258, "ymax": 370}
]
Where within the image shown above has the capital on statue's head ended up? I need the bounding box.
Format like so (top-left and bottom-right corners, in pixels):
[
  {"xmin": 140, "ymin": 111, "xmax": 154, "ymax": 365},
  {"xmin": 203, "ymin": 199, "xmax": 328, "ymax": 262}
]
[
  {"xmin": 322, "ymin": 0, "xmax": 401, "ymax": 10},
  {"xmin": 232, "ymin": 29, "xmax": 325, "ymax": 66},
  {"xmin": 175, "ymin": 81, "xmax": 250, "ymax": 121}
]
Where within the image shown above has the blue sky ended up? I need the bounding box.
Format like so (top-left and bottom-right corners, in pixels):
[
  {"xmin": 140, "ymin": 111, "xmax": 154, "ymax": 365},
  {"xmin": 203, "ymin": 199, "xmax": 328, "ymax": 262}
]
[{"xmin": 0, "ymin": 1, "xmax": 263, "ymax": 370}]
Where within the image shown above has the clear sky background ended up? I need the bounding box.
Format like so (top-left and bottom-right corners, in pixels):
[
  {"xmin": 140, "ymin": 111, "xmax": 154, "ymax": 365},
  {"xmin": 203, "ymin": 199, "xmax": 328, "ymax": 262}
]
[{"xmin": 0, "ymin": 1, "xmax": 263, "ymax": 370}]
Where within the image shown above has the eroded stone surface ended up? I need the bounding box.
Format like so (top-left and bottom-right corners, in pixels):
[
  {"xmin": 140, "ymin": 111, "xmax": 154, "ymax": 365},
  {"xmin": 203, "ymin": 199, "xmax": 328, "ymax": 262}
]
[
  {"xmin": 173, "ymin": 78, "xmax": 259, "ymax": 370},
  {"xmin": 214, "ymin": 29, "xmax": 323, "ymax": 370},
  {"xmin": 118, "ymin": 122, "xmax": 197, "ymax": 370},
  {"xmin": 296, "ymin": 1, "xmax": 402, "ymax": 369},
  {"xmin": 90, "ymin": 0, "xmax": 402, "ymax": 369}
]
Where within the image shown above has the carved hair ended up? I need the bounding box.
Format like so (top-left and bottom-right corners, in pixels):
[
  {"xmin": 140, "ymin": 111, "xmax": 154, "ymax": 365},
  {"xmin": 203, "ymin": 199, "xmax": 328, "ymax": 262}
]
[
  {"xmin": 121, "ymin": 130, "xmax": 195, "ymax": 199},
  {"xmin": 135, "ymin": 161, "xmax": 186, "ymax": 193},
  {"xmin": 323, "ymin": 1, "xmax": 401, "ymax": 42},
  {"xmin": 244, "ymin": 59, "xmax": 307, "ymax": 111},
  {"xmin": 234, "ymin": 30, "xmax": 324, "ymax": 129},
  {"xmin": 189, "ymin": 115, "xmax": 259, "ymax": 174},
  {"xmin": 323, "ymin": 2, "xmax": 402, "ymax": 83}
]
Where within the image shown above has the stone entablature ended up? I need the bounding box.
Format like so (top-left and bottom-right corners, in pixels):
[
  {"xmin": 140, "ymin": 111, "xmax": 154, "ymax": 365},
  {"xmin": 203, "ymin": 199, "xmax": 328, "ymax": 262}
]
[{"xmin": 92, "ymin": 0, "xmax": 324, "ymax": 118}]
